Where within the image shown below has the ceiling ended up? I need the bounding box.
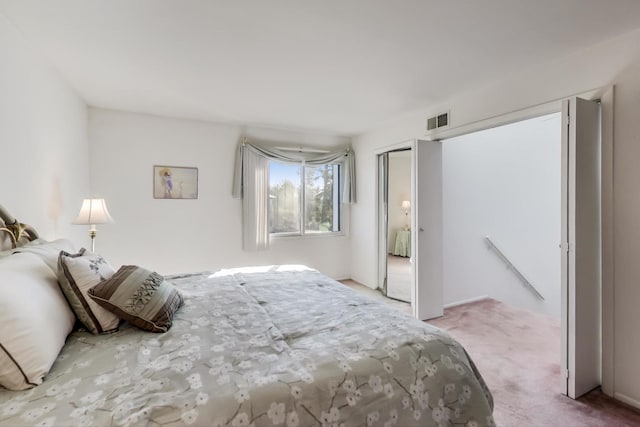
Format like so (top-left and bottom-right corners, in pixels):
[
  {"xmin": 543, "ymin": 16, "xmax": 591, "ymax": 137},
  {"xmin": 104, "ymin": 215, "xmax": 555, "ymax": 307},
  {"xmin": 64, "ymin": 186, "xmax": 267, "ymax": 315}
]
[{"xmin": 2, "ymin": 1, "xmax": 640, "ymax": 136}]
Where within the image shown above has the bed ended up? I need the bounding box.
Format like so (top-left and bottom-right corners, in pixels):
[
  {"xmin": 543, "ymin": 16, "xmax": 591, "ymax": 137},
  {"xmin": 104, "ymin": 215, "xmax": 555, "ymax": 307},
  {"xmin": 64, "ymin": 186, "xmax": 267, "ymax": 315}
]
[{"xmin": 0, "ymin": 205, "xmax": 494, "ymax": 427}]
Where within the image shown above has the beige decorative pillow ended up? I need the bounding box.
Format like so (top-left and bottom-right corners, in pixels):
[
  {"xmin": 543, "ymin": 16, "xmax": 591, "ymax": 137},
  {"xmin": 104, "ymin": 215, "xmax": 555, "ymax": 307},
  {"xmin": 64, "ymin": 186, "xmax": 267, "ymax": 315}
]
[
  {"xmin": 88, "ymin": 265, "xmax": 183, "ymax": 333},
  {"xmin": 57, "ymin": 249, "xmax": 120, "ymax": 334},
  {"xmin": 0, "ymin": 252, "xmax": 75, "ymax": 390}
]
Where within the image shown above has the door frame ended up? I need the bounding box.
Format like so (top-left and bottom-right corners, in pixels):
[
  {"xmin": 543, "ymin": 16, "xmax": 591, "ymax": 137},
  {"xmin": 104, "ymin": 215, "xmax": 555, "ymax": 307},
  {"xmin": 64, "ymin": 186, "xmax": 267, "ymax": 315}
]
[
  {"xmin": 375, "ymin": 141, "xmax": 415, "ymax": 314},
  {"xmin": 377, "ymin": 152, "xmax": 389, "ymax": 295},
  {"xmin": 600, "ymin": 87, "xmax": 614, "ymax": 397},
  {"xmin": 561, "ymin": 97, "xmax": 602, "ymax": 398},
  {"xmin": 417, "ymin": 86, "xmax": 614, "ymax": 397}
]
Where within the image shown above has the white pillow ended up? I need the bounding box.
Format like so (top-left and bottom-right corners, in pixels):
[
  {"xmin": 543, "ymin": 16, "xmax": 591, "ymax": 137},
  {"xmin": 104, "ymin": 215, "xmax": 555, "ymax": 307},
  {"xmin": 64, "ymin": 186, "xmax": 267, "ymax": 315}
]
[
  {"xmin": 14, "ymin": 239, "xmax": 76, "ymax": 273},
  {"xmin": 0, "ymin": 252, "xmax": 75, "ymax": 390},
  {"xmin": 0, "ymin": 248, "xmax": 13, "ymax": 259}
]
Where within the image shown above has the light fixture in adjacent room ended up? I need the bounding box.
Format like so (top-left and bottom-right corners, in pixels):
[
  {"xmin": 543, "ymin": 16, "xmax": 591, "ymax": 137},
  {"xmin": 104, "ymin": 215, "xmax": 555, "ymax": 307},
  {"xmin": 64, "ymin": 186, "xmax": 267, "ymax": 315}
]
[
  {"xmin": 73, "ymin": 198, "xmax": 114, "ymax": 252},
  {"xmin": 401, "ymin": 200, "xmax": 411, "ymax": 230},
  {"xmin": 401, "ymin": 200, "xmax": 410, "ymax": 215}
]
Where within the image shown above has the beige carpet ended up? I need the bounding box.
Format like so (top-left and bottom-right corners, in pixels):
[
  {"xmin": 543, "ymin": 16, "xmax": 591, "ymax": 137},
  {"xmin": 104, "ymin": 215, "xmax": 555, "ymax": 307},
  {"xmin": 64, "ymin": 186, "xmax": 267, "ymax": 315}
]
[
  {"xmin": 340, "ymin": 281, "xmax": 640, "ymax": 426},
  {"xmin": 340, "ymin": 279, "xmax": 411, "ymax": 314},
  {"xmin": 431, "ymin": 299, "xmax": 640, "ymax": 426}
]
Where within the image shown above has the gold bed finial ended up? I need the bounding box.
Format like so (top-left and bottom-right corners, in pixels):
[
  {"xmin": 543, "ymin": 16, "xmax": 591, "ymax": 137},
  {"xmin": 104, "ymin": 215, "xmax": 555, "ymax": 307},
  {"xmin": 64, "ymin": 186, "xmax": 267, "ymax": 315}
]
[{"xmin": 0, "ymin": 204, "xmax": 39, "ymax": 249}]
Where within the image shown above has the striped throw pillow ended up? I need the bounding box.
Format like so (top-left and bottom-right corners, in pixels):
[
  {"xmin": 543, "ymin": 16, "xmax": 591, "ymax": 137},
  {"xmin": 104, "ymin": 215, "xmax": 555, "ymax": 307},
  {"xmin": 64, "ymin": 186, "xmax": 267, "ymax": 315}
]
[
  {"xmin": 88, "ymin": 265, "xmax": 183, "ymax": 332},
  {"xmin": 57, "ymin": 249, "xmax": 120, "ymax": 334}
]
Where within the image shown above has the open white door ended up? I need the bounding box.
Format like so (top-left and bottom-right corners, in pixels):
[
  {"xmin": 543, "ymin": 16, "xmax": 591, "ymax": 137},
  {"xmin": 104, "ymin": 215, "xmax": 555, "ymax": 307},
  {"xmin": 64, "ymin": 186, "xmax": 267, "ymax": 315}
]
[
  {"xmin": 413, "ymin": 139, "xmax": 443, "ymax": 320},
  {"xmin": 377, "ymin": 153, "xmax": 389, "ymax": 292},
  {"xmin": 561, "ymin": 97, "xmax": 601, "ymax": 399}
]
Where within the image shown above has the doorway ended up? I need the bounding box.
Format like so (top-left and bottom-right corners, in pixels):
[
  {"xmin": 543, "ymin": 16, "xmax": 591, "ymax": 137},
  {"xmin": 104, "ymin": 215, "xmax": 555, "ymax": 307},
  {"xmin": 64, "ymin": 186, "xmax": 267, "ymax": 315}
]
[
  {"xmin": 377, "ymin": 148, "xmax": 412, "ymax": 304},
  {"xmin": 415, "ymin": 96, "xmax": 604, "ymax": 400},
  {"xmin": 441, "ymin": 112, "xmax": 562, "ymax": 317}
]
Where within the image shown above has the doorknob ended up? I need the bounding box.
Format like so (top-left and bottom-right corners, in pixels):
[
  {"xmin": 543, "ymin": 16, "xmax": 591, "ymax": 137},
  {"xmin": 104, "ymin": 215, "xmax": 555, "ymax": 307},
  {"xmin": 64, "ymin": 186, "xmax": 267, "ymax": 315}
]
[{"xmin": 419, "ymin": 227, "xmax": 424, "ymax": 232}]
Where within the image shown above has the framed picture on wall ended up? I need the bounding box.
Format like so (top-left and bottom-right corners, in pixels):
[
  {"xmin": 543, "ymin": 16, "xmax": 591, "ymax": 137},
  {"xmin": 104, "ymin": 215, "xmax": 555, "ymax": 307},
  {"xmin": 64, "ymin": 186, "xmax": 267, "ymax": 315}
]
[{"xmin": 153, "ymin": 165, "xmax": 198, "ymax": 199}]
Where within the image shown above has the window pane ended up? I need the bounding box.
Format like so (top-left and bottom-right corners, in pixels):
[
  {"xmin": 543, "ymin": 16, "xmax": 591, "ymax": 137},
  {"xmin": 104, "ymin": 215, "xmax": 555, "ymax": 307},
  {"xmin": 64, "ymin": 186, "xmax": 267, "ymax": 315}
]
[
  {"xmin": 269, "ymin": 161, "xmax": 301, "ymax": 234},
  {"xmin": 305, "ymin": 164, "xmax": 340, "ymax": 233}
]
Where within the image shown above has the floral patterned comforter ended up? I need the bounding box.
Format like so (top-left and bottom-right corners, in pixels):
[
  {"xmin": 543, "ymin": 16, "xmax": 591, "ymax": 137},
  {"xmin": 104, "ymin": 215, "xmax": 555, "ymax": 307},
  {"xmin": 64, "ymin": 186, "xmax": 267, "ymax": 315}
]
[{"xmin": 0, "ymin": 265, "xmax": 493, "ymax": 427}]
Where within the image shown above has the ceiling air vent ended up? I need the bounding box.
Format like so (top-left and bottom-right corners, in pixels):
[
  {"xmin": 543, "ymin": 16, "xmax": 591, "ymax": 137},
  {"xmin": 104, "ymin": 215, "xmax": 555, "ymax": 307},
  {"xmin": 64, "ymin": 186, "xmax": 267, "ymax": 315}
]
[{"xmin": 427, "ymin": 111, "xmax": 449, "ymax": 131}]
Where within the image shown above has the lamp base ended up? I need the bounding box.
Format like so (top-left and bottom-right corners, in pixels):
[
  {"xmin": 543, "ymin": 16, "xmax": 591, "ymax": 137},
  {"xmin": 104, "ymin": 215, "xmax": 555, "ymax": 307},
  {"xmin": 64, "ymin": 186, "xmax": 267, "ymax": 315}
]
[{"xmin": 89, "ymin": 227, "xmax": 97, "ymax": 253}]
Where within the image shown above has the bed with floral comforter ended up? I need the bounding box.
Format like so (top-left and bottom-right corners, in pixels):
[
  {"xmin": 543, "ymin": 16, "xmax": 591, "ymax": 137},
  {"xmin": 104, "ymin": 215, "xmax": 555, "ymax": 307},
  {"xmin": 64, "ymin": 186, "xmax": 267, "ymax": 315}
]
[{"xmin": 0, "ymin": 265, "xmax": 493, "ymax": 427}]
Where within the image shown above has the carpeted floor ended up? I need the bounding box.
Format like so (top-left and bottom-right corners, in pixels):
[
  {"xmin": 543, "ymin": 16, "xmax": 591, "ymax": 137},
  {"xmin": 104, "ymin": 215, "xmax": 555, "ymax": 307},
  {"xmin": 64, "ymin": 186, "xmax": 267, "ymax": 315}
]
[
  {"xmin": 341, "ymin": 279, "xmax": 412, "ymax": 314},
  {"xmin": 339, "ymin": 280, "xmax": 640, "ymax": 426},
  {"xmin": 428, "ymin": 298, "xmax": 640, "ymax": 427}
]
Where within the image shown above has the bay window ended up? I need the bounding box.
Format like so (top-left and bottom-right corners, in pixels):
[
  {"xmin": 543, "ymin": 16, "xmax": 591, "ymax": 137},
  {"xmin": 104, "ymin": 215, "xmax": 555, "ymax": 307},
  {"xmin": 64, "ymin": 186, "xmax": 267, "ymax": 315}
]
[{"xmin": 233, "ymin": 140, "xmax": 355, "ymax": 251}]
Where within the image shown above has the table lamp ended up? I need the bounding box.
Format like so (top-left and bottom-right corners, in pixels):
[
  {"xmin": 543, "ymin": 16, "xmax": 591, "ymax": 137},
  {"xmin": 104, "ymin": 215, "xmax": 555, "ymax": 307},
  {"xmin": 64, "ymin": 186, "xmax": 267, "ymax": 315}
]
[{"xmin": 73, "ymin": 198, "xmax": 113, "ymax": 252}]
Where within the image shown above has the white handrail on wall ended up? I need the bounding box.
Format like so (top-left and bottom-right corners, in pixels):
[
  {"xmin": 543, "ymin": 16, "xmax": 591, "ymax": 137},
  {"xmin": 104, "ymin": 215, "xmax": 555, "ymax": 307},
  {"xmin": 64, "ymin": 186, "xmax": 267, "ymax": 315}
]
[{"xmin": 484, "ymin": 236, "xmax": 545, "ymax": 301}]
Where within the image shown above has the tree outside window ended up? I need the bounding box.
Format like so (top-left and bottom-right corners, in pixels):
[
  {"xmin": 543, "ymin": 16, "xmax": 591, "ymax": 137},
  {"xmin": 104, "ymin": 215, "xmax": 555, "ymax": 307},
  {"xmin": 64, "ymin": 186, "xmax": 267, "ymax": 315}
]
[{"xmin": 269, "ymin": 161, "xmax": 340, "ymax": 235}]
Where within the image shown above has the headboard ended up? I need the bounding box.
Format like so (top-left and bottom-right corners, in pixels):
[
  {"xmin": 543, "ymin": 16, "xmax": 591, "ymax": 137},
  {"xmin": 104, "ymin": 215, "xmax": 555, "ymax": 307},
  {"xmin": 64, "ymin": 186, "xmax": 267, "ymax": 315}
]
[{"xmin": 0, "ymin": 204, "xmax": 40, "ymax": 251}]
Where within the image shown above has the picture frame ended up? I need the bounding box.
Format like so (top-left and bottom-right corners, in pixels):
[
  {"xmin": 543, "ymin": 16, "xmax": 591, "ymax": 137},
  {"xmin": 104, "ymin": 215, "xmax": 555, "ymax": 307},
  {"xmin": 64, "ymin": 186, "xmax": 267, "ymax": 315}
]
[{"xmin": 153, "ymin": 165, "xmax": 198, "ymax": 199}]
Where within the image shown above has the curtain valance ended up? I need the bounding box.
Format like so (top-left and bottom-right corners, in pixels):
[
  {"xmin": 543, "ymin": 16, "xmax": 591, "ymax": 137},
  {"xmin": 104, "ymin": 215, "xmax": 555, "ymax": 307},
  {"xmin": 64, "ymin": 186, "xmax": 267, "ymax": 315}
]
[{"xmin": 232, "ymin": 141, "xmax": 356, "ymax": 204}]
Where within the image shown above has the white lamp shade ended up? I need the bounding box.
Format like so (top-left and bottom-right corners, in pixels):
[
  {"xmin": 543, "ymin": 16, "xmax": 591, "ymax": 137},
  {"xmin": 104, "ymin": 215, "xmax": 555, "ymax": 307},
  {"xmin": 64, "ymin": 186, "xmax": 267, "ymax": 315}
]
[
  {"xmin": 401, "ymin": 200, "xmax": 411, "ymax": 210},
  {"xmin": 73, "ymin": 199, "xmax": 114, "ymax": 225}
]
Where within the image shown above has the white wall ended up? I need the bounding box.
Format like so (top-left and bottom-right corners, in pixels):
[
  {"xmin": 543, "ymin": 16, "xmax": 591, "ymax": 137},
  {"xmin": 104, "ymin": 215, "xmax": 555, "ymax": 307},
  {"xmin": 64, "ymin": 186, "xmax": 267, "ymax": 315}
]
[
  {"xmin": 88, "ymin": 108, "xmax": 351, "ymax": 279},
  {"xmin": 387, "ymin": 151, "xmax": 411, "ymax": 252},
  {"xmin": 0, "ymin": 14, "xmax": 89, "ymax": 243},
  {"xmin": 443, "ymin": 113, "xmax": 561, "ymax": 316},
  {"xmin": 608, "ymin": 52, "xmax": 640, "ymax": 409},
  {"xmin": 350, "ymin": 27, "xmax": 640, "ymax": 408}
]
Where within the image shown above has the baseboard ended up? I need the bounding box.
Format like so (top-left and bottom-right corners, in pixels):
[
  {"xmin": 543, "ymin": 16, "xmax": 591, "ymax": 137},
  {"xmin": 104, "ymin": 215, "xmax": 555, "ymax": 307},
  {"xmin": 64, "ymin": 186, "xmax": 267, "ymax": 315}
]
[
  {"xmin": 333, "ymin": 275, "xmax": 351, "ymax": 282},
  {"xmin": 347, "ymin": 275, "xmax": 377, "ymax": 289},
  {"xmin": 613, "ymin": 392, "xmax": 640, "ymax": 410},
  {"xmin": 444, "ymin": 295, "xmax": 490, "ymax": 309}
]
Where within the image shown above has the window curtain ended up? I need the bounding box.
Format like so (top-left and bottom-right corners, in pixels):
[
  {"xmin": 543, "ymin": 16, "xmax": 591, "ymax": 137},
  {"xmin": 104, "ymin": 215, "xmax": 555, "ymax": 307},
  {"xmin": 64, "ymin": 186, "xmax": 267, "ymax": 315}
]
[
  {"xmin": 232, "ymin": 140, "xmax": 356, "ymax": 251},
  {"xmin": 234, "ymin": 145, "xmax": 270, "ymax": 251}
]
